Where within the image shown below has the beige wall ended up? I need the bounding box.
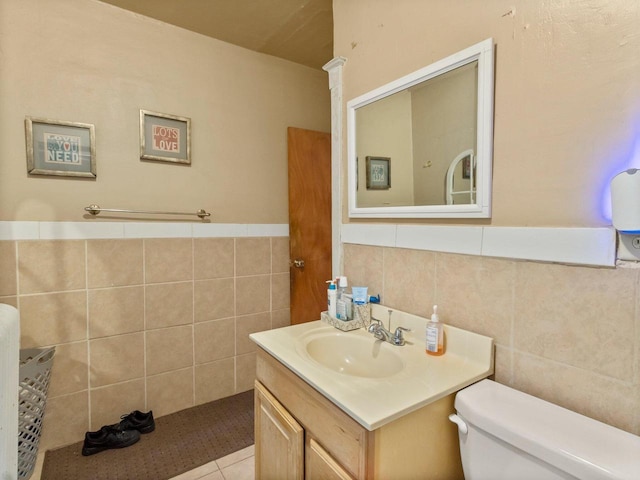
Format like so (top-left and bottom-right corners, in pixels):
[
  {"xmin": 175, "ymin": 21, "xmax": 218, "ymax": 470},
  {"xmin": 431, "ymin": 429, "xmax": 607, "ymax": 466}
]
[
  {"xmin": 335, "ymin": 0, "xmax": 640, "ymax": 227},
  {"xmin": 0, "ymin": 0, "xmax": 330, "ymax": 223},
  {"xmin": 336, "ymin": 0, "xmax": 640, "ymax": 437}
]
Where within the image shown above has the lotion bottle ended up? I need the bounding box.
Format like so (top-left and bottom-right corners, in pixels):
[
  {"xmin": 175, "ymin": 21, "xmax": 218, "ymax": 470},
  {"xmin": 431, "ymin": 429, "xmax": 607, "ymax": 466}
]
[
  {"xmin": 326, "ymin": 280, "xmax": 337, "ymax": 319},
  {"xmin": 426, "ymin": 305, "xmax": 444, "ymax": 356}
]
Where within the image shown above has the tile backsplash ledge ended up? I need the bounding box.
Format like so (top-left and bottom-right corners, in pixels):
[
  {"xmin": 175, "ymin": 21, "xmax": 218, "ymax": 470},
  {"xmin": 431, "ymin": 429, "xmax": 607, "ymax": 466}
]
[
  {"xmin": 342, "ymin": 223, "xmax": 616, "ymax": 267},
  {"xmin": 0, "ymin": 221, "xmax": 289, "ymax": 240},
  {"xmin": 1, "ymin": 221, "xmax": 615, "ymax": 267}
]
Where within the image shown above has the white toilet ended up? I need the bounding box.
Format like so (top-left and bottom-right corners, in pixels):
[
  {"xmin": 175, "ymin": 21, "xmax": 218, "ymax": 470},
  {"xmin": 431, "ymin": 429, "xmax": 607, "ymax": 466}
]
[{"xmin": 449, "ymin": 379, "xmax": 640, "ymax": 480}]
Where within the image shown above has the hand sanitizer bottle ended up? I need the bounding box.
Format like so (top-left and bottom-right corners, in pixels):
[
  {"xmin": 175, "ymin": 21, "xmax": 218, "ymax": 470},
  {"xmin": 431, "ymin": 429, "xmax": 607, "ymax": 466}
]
[{"xmin": 426, "ymin": 305, "xmax": 444, "ymax": 356}]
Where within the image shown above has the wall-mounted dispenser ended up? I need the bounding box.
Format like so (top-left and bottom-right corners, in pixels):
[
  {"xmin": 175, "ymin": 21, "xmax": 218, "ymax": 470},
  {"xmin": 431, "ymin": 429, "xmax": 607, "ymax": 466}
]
[{"xmin": 611, "ymin": 168, "xmax": 640, "ymax": 261}]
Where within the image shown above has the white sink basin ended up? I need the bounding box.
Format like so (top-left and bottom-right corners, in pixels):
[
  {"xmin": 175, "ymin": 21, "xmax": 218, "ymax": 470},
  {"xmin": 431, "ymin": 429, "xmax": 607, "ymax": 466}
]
[
  {"xmin": 250, "ymin": 304, "xmax": 494, "ymax": 430},
  {"xmin": 299, "ymin": 330, "xmax": 404, "ymax": 378}
]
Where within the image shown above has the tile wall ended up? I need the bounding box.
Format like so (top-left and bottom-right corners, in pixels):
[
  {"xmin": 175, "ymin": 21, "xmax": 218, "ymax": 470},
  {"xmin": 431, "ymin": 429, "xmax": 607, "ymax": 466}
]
[
  {"xmin": 0, "ymin": 236, "xmax": 290, "ymax": 451},
  {"xmin": 344, "ymin": 243, "xmax": 640, "ymax": 435}
]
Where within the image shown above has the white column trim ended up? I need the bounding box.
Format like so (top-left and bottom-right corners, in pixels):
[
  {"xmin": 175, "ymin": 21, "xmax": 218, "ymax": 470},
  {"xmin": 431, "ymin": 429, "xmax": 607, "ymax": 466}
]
[{"xmin": 323, "ymin": 56, "xmax": 347, "ymax": 278}]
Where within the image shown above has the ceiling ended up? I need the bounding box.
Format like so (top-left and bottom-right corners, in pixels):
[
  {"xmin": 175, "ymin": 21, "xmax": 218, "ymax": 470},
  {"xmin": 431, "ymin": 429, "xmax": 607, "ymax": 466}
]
[{"xmin": 98, "ymin": 0, "xmax": 334, "ymax": 70}]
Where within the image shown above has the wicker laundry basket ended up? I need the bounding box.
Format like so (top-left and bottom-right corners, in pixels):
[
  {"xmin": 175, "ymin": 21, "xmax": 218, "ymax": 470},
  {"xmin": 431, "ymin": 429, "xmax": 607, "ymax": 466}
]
[{"xmin": 17, "ymin": 347, "xmax": 55, "ymax": 480}]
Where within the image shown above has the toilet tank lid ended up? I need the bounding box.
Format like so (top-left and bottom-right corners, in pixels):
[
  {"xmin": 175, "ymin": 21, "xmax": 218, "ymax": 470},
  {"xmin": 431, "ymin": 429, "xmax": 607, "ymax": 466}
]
[{"xmin": 455, "ymin": 380, "xmax": 640, "ymax": 480}]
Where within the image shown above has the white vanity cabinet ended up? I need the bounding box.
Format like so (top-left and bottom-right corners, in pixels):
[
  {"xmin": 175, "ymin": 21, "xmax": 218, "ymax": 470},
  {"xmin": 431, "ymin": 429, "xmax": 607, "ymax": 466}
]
[{"xmin": 254, "ymin": 348, "xmax": 465, "ymax": 480}]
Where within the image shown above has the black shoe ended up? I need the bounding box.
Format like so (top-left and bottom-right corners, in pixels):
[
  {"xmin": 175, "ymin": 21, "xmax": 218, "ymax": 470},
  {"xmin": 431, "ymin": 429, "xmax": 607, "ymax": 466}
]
[
  {"xmin": 81, "ymin": 426, "xmax": 140, "ymax": 456},
  {"xmin": 115, "ymin": 410, "xmax": 155, "ymax": 434}
]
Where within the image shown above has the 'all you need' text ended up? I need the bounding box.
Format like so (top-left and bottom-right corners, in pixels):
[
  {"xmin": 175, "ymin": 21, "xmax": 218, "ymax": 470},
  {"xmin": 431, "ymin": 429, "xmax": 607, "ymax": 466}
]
[{"xmin": 45, "ymin": 133, "xmax": 81, "ymax": 164}]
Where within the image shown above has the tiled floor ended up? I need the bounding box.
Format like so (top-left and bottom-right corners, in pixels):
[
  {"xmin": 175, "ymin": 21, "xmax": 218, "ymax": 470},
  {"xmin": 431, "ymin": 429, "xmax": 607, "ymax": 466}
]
[
  {"xmin": 32, "ymin": 445, "xmax": 255, "ymax": 480},
  {"xmin": 169, "ymin": 445, "xmax": 255, "ymax": 480}
]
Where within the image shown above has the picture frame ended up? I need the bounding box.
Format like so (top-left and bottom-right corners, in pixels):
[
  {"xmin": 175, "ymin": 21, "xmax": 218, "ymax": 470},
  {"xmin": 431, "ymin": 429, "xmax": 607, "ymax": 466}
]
[
  {"xmin": 365, "ymin": 156, "xmax": 391, "ymax": 190},
  {"xmin": 140, "ymin": 110, "xmax": 191, "ymax": 164},
  {"xmin": 25, "ymin": 117, "xmax": 96, "ymax": 178}
]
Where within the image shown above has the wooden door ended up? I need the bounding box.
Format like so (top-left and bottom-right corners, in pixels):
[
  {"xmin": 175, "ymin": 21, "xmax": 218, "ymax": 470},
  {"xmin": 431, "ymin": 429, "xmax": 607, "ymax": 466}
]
[
  {"xmin": 288, "ymin": 127, "xmax": 332, "ymax": 324},
  {"xmin": 255, "ymin": 381, "xmax": 304, "ymax": 480}
]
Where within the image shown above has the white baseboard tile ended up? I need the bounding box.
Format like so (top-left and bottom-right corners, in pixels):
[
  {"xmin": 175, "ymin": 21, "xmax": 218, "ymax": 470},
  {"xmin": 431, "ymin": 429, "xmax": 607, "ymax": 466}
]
[
  {"xmin": 39, "ymin": 221, "xmax": 125, "ymax": 239},
  {"xmin": 481, "ymin": 227, "xmax": 616, "ymax": 267},
  {"xmin": 123, "ymin": 222, "xmax": 193, "ymax": 238},
  {"xmin": 193, "ymin": 223, "xmax": 289, "ymax": 238},
  {"xmin": 247, "ymin": 224, "xmax": 289, "ymax": 237},
  {"xmin": 341, "ymin": 223, "xmax": 396, "ymax": 247},
  {"xmin": 0, "ymin": 220, "xmax": 616, "ymax": 266},
  {"xmin": 193, "ymin": 223, "xmax": 248, "ymax": 238},
  {"xmin": 0, "ymin": 221, "xmax": 289, "ymax": 241},
  {"xmin": 396, "ymin": 224, "xmax": 483, "ymax": 255},
  {"xmin": 0, "ymin": 221, "xmax": 39, "ymax": 240},
  {"xmin": 342, "ymin": 223, "xmax": 616, "ymax": 267}
]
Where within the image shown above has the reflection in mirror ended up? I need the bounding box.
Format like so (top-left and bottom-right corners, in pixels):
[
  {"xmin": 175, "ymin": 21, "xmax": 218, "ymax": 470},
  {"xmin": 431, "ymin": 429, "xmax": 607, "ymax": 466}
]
[
  {"xmin": 446, "ymin": 149, "xmax": 475, "ymax": 205},
  {"xmin": 347, "ymin": 38, "xmax": 494, "ymax": 218}
]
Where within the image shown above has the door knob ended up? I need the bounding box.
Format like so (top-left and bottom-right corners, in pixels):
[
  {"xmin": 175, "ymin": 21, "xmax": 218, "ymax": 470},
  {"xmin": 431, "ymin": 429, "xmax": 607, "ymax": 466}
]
[{"xmin": 292, "ymin": 259, "xmax": 305, "ymax": 268}]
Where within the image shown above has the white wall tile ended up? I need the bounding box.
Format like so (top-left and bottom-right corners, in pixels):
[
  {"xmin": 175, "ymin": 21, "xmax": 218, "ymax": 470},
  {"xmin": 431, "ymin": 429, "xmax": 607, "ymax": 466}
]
[
  {"xmin": 193, "ymin": 223, "xmax": 248, "ymax": 238},
  {"xmin": 341, "ymin": 223, "xmax": 396, "ymax": 247},
  {"xmin": 39, "ymin": 221, "xmax": 125, "ymax": 239},
  {"xmin": 123, "ymin": 222, "xmax": 193, "ymax": 238},
  {"xmin": 0, "ymin": 221, "xmax": 289, "ymax": 241},
  {"xmin": 0, "ymin": 221, "xmax": 39, "ymax": 240},
  {"xmin": 342, "ymin": 223, "xmax": 616, "ymax": 267},
  {"xmin": 396, "ymin": 225, "xmax": 483, "ymax": 255},
  {"xmin": 247, "ymin": 224, "xmax": 289, "ymax": 237},
  {"xmin": 481, "ymin": 227, "xmax": 616, "ymax": 266}
]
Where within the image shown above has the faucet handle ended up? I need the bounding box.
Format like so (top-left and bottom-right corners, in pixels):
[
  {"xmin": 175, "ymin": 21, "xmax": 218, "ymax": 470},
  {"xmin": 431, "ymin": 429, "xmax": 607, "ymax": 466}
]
[
  {"xmin": 393, "ymin": 326, "xmax": 411, "ymax": 345},
  {"xmin": 368, "ymin": 317, "xmax": 383, "ymax": 332}
]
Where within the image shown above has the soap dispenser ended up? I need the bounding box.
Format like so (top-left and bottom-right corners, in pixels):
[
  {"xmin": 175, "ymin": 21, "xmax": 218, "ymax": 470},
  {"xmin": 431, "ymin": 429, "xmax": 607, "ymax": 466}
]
[{"xmin": 426, "ymin": 305, "xmax": 444, "ymax": 356}]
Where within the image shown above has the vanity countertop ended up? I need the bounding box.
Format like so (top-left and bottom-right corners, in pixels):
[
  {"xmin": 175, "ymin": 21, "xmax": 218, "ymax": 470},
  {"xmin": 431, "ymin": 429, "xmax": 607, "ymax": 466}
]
[{"xmin": 250, "ymin": 304, "xmax": 494, "ymax": 431}]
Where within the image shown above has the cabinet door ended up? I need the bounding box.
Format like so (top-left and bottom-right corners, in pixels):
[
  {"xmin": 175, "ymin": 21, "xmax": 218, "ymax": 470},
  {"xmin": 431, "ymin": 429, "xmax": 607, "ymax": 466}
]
[
  {"xmin": 255, "ymin": 380, "xmax": 304, "ymax": 480},
  {"xmin": 306, "ymin": 437, "xmax": 355, "ymax": 480}
]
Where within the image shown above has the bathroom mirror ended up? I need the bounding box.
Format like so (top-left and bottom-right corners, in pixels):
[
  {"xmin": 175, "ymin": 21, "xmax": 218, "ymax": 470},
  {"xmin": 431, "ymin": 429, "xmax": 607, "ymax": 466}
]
[{"xmin": 347, "ymin": 38, "xmax": 494, "ymax": 218}]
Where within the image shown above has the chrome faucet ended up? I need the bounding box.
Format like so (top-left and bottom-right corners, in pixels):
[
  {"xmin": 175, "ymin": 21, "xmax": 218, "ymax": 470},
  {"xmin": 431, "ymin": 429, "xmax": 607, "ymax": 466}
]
[{"xmin": 368, "ymin": 310, "xmax": 411, "ymax": 346}]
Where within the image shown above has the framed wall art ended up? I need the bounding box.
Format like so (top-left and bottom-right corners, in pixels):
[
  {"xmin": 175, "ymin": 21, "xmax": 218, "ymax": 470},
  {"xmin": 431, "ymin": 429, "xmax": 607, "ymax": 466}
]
[
  {"xmin": 140, "ymin": 110, "xmax": 191, "ymax": 164},
  {"xmin": 25, "ymin": 117, "xmax": 96, "ymax": 178},
  {"xmin": 365, "ymin": 156, "xmax": 391, "ymax": 190}
]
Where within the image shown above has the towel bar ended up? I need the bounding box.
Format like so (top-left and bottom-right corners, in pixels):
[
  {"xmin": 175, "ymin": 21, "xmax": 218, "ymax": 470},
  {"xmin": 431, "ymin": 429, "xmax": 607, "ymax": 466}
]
[{"xmin": 84, "ymin": 204, "xmax": 211, "ymax": 219}]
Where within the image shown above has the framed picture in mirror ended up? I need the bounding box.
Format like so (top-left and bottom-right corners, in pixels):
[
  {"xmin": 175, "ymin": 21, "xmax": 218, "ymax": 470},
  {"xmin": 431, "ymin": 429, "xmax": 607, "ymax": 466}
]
[{"xmin": 366, "ymin": 156, "xmax": 390, "ymax": 190}]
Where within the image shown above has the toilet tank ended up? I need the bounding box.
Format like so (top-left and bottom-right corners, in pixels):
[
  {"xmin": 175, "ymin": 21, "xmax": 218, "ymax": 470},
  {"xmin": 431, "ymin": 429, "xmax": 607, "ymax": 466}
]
[{"xmin": 452, "ymin": 380, "xmax": 640, "ymax": 480}]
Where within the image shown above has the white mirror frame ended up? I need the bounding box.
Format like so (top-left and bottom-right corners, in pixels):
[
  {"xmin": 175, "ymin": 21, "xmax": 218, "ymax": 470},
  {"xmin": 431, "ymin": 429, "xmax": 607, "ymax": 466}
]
[{"xmin": 347, "ymin": 38, "xmax": 495, "ymax": 218}]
